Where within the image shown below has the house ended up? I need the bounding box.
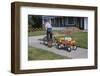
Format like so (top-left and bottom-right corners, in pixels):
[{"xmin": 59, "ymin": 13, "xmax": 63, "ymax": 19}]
[
  {"xmin": 42, "ymin": 16, "xmax": 88, "ymax": 31},
  {"xmin": 28, "ymin": 15, "xmax": 88, "ymax": 31}
]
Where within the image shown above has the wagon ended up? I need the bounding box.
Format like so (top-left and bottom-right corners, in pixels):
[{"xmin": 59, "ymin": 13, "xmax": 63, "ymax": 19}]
[{"xmin": 55, "ymin": 37, "xmax": 77, "ymax": 52}]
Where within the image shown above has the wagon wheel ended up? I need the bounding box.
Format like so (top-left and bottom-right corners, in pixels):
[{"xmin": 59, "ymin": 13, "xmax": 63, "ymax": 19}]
[
  {"xmin": 57, "ymin": 44, "xmax": 62, "ymax": 49},
  {"xmin": 66, "ymin": 46, "xmax": 71, "ymax": 52},
  {"xmin": 73, "ymin": 46, "xmax": 77, "ymax": 50}
]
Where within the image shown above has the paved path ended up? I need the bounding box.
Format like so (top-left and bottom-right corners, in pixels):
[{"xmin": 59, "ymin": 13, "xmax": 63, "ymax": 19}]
[{"xmin": 28, "ymin": 35, "xmax": 88, "ymax": 59}]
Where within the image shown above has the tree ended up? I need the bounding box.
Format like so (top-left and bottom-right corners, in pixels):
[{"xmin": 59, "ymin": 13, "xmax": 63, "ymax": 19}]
[{"xmin": 28, "ymin": 15, "xmax": 42, "ymax": 29}]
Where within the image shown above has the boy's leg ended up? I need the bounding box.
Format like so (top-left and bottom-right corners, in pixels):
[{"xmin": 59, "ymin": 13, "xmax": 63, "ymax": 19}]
[
  {"xmin": 47, "ymin": 31, "xmax": 49, "ymax": 41},
  {"xmin": 47, "ymin": 31, "xmax": 51, "ymax": 41},
  {"xmin": 48, "ymin": 32, "xmax": 52, "ymax": 48},
  {"xmin": 50, "ymin": 32, "xmax": 52, "ymax": 41}
]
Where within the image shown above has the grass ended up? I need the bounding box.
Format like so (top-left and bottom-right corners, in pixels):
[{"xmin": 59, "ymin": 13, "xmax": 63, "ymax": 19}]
[
  {"xmin": 28, "ymin": 30, "xmax": 63, "ymax": 36},
  {"xmin": 55, "ymin": 32, "xmax": 88, "ymax": 48},
  {"xmin": 28, "ymin": 31, "xmax": 46, "ymax": 36},
  {"xmin": 70, "ymin": 32, "xmax": 88, "ymax": 48},
  {"xmin": 28, "ymin": 47, "xmax": 69, "ymax": 60}
]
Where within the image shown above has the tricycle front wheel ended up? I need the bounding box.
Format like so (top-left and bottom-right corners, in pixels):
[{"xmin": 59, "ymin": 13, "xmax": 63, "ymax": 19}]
[{"xmin": 48, "ymin": 41, "xmax": 52, "ymax": 48}]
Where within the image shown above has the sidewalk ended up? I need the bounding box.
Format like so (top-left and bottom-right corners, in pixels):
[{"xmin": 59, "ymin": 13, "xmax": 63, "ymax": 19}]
[{"xmin": 28, "ymin": 35, "xmax": 88, "ymax": 59}]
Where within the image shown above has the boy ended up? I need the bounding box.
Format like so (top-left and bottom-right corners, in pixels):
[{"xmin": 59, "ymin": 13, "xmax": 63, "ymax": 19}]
[{"xmin": 44, "ymin": 21, "xmax": 52, "ymax": 47}]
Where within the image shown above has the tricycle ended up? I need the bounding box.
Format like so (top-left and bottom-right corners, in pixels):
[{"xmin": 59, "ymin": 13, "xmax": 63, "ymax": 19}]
[{"xmin": 42, "ymin": 35, "xmax": 56, "ymax": 48}]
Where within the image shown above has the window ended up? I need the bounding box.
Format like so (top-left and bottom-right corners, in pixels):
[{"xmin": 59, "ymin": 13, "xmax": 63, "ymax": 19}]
[{"xmin": 68, "ymin": 17, "xmax": 74, "ymax": 24}]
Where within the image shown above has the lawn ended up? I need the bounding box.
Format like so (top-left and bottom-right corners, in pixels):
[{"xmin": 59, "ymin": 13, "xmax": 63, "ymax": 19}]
[
  {"xmin": 28, "ymin": 47, "xmax": 69, "ymax": 60},
  {"xmin": 28, "ymin": 31, "xmax": 46, "ymax": 36},
  {"xmin": 28, "ymin": 30, "xmax": 62, "ymax": 36},
  {"xmin": 70, "ymin": 32, "xmax": 88, "ymax": 48},
  {"xmin": 55, "ymin": 32, "xmax": 88, "ymax": 48}
]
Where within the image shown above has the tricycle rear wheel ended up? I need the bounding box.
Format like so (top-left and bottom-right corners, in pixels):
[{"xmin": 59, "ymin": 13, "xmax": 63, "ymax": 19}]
[{"xmin": 66, "ymin": 46, "xmax": 71, "ymax": 52}]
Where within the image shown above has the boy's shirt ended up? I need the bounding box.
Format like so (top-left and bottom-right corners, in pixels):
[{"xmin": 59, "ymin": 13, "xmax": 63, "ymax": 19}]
[{"xmin": 45, "ymin": 22, "xmax": 52, "ymax": 30}]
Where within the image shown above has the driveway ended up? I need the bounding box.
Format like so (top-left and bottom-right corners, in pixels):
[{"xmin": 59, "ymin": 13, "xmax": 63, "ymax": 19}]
[{"xmin": 28, "ymin": 35, "xmax": 88, "ymax": 59}]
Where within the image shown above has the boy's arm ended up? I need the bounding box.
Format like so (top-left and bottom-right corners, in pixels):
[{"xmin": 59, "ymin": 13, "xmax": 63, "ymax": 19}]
[{"xmin": 44, "ymin": 24, "xmax": 47, "ymax": 30}]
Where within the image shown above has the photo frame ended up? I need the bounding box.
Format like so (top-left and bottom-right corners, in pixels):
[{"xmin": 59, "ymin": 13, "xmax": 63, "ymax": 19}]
[{"xmin": 11, "ymin": 2, "xmax": 98, "ymax": 74}]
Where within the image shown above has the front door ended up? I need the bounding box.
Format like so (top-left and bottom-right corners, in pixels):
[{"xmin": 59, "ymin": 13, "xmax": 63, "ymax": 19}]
[
  {"xmin": 77, "ymin": 17, "xmax": 84, "ymax": 30},
  {"xmin": 80, "ymin": 18, "xmax": 84, "ymax": 30}
]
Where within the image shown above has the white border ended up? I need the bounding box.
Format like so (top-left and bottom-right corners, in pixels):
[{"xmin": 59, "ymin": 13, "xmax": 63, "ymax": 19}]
[{"xmin": 20, "ymin": 6, "xmax": 95, "ymax": 70}]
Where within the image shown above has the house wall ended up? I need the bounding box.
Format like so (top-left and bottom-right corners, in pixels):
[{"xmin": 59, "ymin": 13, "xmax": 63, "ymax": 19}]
[
  {"xmin": 84, "ymin": 17, "xmax": 88, "ymax": 30},
  {"xmin": 42, "ymin": 16, "xmax": 88, "ymax": 30}
]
